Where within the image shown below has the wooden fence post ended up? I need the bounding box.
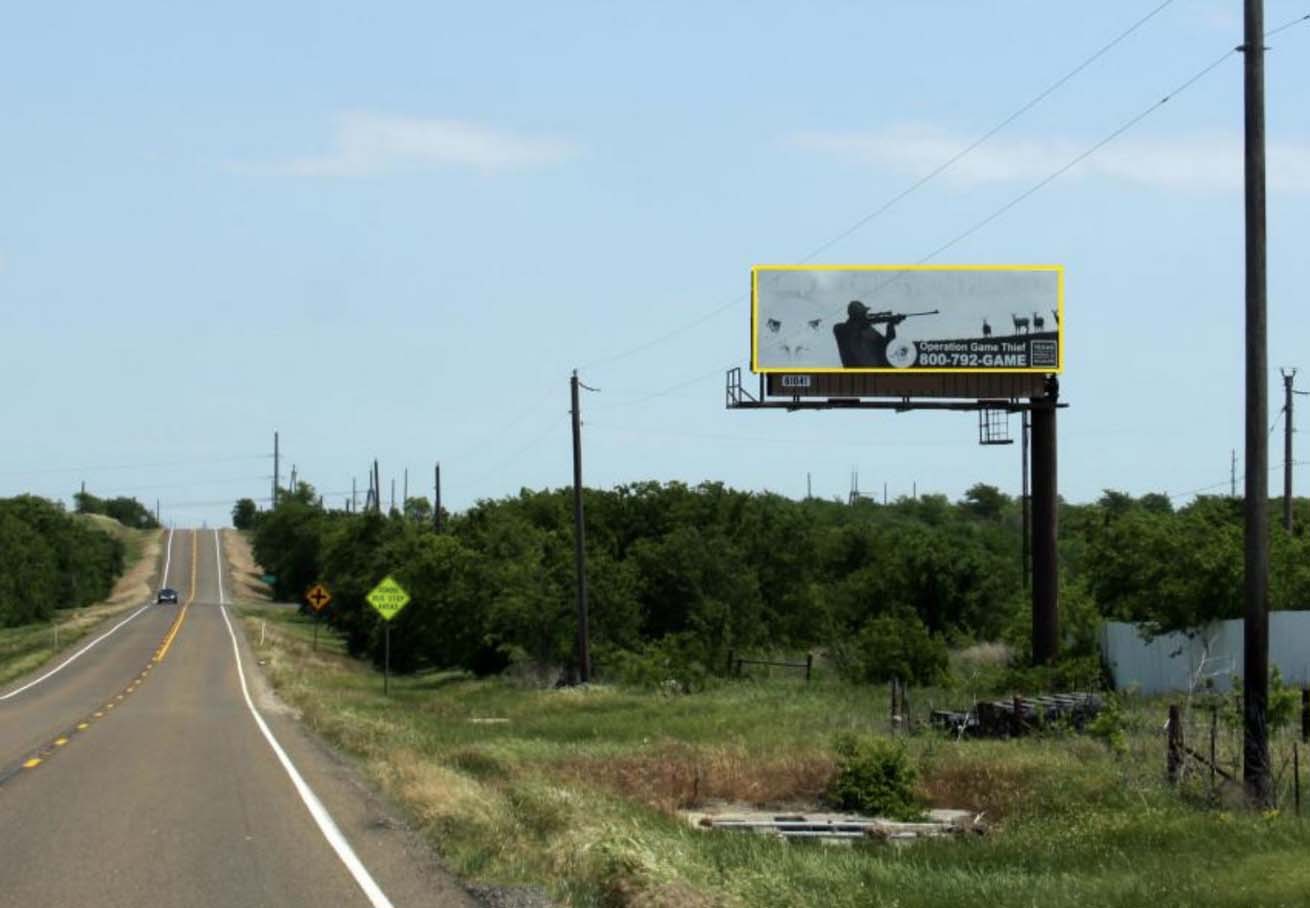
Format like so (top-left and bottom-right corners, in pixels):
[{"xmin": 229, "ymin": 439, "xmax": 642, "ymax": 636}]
[
  {"xmin": 805, "ymin": 653, "xmax": 813, "ymax": 683},
  {"xmin": 1301, "ymin": 689, "xmax": 1309, "ymax": 743},
  {"xmin": 1167, "ymin": 704, "xmax": 1183, "ymax": 785}
]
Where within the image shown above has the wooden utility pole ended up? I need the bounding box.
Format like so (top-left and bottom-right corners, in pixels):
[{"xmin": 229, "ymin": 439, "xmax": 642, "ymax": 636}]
[
  {"xmin": 351, "ymin": 477, "xmax": 357, "ymax": 513},
  {"xmin": 390, "ymin": 478, "xmax": 396, "ymax": 514},
  {"xmin": 403, "ymin": 468, "xmax": 408, "ymax": 518},
  {"xmin": 272, "ymin": 431, "xmax": 280, "ymax": 508},
  {"xmin": 434, "ymin": 462, "xmax": 443, "ymax": 531},
  {"xmin": 1283, "ymin": 370, "xmax": 1296, "ymax": 532},
  {"xmin": 1242, "ymin": 0, "xmax": 1271, "ymax": 806},
  {"xmin": 290, "ymin": 464, "xmax": 297, "ymax": 495},
  {"xmin": 570, "ymin": 370, "xmax": 592, "ymax": 683}
]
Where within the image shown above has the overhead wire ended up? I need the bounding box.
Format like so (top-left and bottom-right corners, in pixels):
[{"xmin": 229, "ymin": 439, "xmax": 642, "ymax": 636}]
[
  {"xmin": 617, "ymin": 10, "xmax": 1310, "ymax": 402},
  {"xmin": 580, "ymin": 1, "xmax": 1178, "ymax": 373}
]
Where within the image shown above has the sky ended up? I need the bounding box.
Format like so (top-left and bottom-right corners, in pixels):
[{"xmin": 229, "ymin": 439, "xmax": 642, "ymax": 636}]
[{"xmin": 2, "ymin": 0, "xmax": 1309, "ymax": 527}]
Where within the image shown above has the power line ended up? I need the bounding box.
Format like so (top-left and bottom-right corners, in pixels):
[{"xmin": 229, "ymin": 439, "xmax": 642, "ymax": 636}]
[
  {"xmin": 0, "ymin": 454, "xmax": 269, "ymax": 478},
  {"xmin": 632, "ymin": 11, "xmax": 1310, "ymax": 396},
  {"xmin": 580, "ymin": 4, "xmax": 1177, "ymax": 372}
]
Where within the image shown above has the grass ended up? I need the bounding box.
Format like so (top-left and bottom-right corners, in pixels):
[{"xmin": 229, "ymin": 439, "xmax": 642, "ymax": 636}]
[
  {"xmin": 239, "ymin": 604, "xmax": 1310, "ymax": 908},
  {"xmin": 0, "ymin": 524, "xmax": 158, "ymax": 689}
]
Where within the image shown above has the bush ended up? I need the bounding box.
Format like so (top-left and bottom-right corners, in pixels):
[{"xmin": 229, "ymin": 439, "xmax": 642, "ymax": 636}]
[
  {"xmin": 826, "ymin": 733, "xmax": 922, "ymax": 820},
  {"xmin": 831, "ymin": 613, "xmax": 948, "ymax": 687}
]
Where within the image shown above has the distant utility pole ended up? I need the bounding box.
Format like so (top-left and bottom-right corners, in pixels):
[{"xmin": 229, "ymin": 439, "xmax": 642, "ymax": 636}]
[
  {"xmin": 1241, "ymin": 0, "xmax": 1271, "ymax": 807},
  {"xmin": 1232, "ymin": 449, "xmax": 1238, "ymax": 498},
  {"xmin": 570, "ymin": 370, "xmax": 596, "ymax": 684},
  {"xmin": 290, "ymin": 464, "xmax": 297, "ymax": 495},
  {"xmin": 352, "ymin": 477, "xmax": 357, "ymax": 513},
  {"xmin": 156, "ymin": 499, "xmax": 160, "ymax": 524},
  {"xmin": 1284, "ymin": 369, "xmax": 1296, "ymax": 532},
  {"xmin": 272, "ymin": 431, "xmax": 280, "ymax": 508},
  {"xmin": 373, "ymin": 460, "xmax": 381, "ymax": 514},
  {"xmin": 434, "ymin": 462, "xmax": 443, "ymax": 532},
  {"xmin": 806, "ymin": 473, "xmax": 812, "ymax": 500},
  {"xmin": 403, "ymin": 468, "xmax": 408, "ymax": 517}
]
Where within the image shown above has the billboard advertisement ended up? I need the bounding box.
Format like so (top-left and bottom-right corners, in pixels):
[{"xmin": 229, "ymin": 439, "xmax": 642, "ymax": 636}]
[{"xmin": 751, "ymin": 265, "xmax": 1063, "ymax": 374}]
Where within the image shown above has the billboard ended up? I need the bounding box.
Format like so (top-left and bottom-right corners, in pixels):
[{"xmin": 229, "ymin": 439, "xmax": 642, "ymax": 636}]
[{"xmin": 751, "ymin": 265, "xmax": 1063, "ymax": 374}]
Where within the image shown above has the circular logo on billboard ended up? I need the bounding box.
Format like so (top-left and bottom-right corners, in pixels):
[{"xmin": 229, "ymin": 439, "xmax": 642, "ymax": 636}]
[{"xmin": 886, "ymin": 340, "xmax": 917, "ymax": 369}]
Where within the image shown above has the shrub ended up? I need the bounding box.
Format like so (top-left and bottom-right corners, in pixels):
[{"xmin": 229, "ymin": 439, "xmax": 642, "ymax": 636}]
[
  {"xmin": 831, "ymin": 613, "xmax": 948, "ymax": 687},
  {"xmin": 826, "ymin": 733, "xmax": 922, "ymax": 820}
]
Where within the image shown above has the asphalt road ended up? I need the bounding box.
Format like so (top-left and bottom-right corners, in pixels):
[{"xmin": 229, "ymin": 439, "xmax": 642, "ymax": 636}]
[{"xmin": 0, "ymin": 529, "xmax": 476, "ymax": 908}]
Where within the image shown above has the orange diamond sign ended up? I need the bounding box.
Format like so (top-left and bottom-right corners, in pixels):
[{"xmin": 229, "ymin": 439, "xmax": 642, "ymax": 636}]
[{"xmin": 305, "ymin": 583, "xmax": 332, "ymax": 612}]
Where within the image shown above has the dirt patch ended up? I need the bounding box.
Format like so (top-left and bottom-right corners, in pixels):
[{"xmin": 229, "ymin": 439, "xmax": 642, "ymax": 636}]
[
  {"xmin": 553, "ymin": 745, "xmax": 834, "ymax": 814},
  {"xmin": 919, "ymin": 759, "xmax": 1039, "ymax": 820},
  {"xmin": 222, "ymin": 529, "xmax": 272, "ymax": 603},
  {"xmin": 103, "ymin": 529, "xmax": 164, "ymax": 607}
]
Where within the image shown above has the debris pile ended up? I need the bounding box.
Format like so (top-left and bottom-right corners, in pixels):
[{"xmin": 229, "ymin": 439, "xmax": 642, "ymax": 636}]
[{"xmin": 931, "ymin": 692, "xmax": 1103, "ymax": 738}]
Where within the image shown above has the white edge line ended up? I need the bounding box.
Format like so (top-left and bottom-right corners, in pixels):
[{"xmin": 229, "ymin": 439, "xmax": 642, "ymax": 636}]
[
  {"xmin": 160, "ymin": 526, "xmax": 175, "ymax": 590},
  {"xmin": 0, "ymin": 528, "xmax": 173, "ymax": 701},
  {"xmin": 214, "ymin": 531, "xmax": 395, "ymax": 908},
  {"xmin": 1, "ymin": 604, "xmax": 152, "ymax": 701}
]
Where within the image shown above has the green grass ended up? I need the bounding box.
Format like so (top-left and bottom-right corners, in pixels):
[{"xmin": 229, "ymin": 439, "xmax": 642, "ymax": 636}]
[
  {"xmin": 240, "ymin": 604, "xmax": 1310, "ymax": 908},
  {"xmin": 0, "ymin": 524, "xmax": 157, "ymax": 689}
]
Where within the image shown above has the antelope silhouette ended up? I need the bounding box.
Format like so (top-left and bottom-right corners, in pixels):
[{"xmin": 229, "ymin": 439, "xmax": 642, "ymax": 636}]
[
  {"xmin": 982, "ymin": 319, "xmax": 992, "ymax": 337},
  {"xmin": 1032, "ymin": 312, "xmax": 1045, "ymax": 332},
  {"xmin": 1011, "ymin": 313, "xmax": 1030, "ymax": 334},
  {"xmin": 1051, "ymin": 309, "xmax": 1059, "ymax": 325}
]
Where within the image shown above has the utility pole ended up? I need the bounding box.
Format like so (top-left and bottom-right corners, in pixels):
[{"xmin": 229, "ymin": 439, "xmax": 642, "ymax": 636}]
[
  {"xmin": 373, "ymin": 460, "xmax": 381, "ymax": 514},
  {"xmin": 434, "ymin": 462, "xmax": 443, "ymax": 532},
  {"xmin": 1283, "ymin": 370, "xmax": 1296, "ymax": 532},
  {"xmin": 155, "ymin": 499, "xmax": 160, "ymax": 524},
  {"xmin": 403, "ymin": 468, "xmax": 408, "ymax": 518},
  {"xmin": 806, "ymin": 473, "xmax": 812, "ymax": 500},
  {"xmin": 390, "ymin": 478, "xmax": 396, "ymax": 514},
  {"xmin": 351, "ymin": 477, "xmax": 357, "ymax": 513},
  {"xmin": 1241, "ymin": 0, "xmax": 1271, "ymax": 806},
  {"xmin": 570, "ymin": 370, "xmax": 593, "ymax": 684},
  {"xmin": 290, "ymin": 464, "xmax": 297, "ymax": 496},
  {"xmin": 1022, "ymin": 410, "xmax": 1031, "ymax": 590},
  {"xmin": 1232, "ymin": 449, "xmax": 1238, "ymax": 497},
  {"xmin": 272, "ymin": 431, "xmax": 280, "ymax": 509}
]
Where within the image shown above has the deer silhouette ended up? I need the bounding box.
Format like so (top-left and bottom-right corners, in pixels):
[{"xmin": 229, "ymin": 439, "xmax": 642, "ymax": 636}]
[
  {"xmin": 1032, "ymin": 312, "xmax": 1045, "ymax": 332},
  {"xmin": 1011, "ymin": 313, "xmax": 1030, "ymax": 334},
  {"xmin": 1051, "ymin": 309, "xmax": 1059, "ymax": 326},
  {"xmin": 982, "ymin": 319, "xmax": 992, "ymax": 337}
]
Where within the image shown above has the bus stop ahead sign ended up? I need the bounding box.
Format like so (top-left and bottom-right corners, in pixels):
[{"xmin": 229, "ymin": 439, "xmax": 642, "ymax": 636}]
[{"xmin": 366, "ymin": 576, "xmax": 410, "ymax": 621}]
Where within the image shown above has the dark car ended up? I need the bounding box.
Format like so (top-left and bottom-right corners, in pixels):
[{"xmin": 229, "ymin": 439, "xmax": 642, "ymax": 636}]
[{"xmin": 156, "ymin": 587, "xmax": 179, "ymax": 604}]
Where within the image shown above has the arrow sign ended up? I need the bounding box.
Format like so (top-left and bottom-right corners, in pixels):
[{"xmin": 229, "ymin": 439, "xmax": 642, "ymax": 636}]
[
  {"xmin": 305, "ymin": 583, "xmax": 332, "ymax": 613},
  {"xmin": 366, "ymin": 576, "xmax": 411, "ymax": 621}
]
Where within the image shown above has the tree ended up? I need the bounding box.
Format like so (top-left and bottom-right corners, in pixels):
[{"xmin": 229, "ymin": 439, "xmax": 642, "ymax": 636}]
[{"xmin": 232, "ymin": 498, "xmax": 259, "ymax": 530}]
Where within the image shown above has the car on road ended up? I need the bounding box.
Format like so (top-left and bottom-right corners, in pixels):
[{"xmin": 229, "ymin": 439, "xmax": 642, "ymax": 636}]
[{"xmin": 156, "ymin": 587, "xmax": 179, "ymax": 604}]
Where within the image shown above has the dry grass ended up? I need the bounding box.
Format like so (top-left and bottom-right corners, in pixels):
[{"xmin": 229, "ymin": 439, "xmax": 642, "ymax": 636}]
[
  {"xmin": 221, "ymin": 529, "xmax": 272, "ymax": 603},
  {"xmin": 554, "ymin": 744, "xmax": 833, "ymax": 814}
]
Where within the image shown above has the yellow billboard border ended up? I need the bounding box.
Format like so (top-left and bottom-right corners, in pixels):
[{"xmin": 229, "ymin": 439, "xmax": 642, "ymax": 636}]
[{"xmin": 750, "ymin": 264, "xmax": 1064, "ymax": 375}]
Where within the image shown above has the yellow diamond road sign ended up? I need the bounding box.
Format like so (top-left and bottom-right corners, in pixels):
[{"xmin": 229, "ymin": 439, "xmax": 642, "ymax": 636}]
[
  {"xmin": 366, "ymin": 576, "xmax": 410, "ymax": 621},
  {"xmin": 305, "ymin": 583, "xmax": 332, "ymax": 612}
]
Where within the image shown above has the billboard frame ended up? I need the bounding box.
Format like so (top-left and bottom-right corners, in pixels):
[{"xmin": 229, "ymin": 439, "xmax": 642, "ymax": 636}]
[{"xmin": 750, "ymin": 264, "xmax": 1064, "ymax": 376}]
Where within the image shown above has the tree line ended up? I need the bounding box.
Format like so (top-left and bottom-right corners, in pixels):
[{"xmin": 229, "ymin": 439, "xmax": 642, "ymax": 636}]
[
  {"xmin": 74, "ymin": 491, "xmax": 160, "ymax": 530},
  {"xmin": 240, "ymin": 480, "xmax": 1310, "ymax": 688},
  {"xmin": 0, "ymin": 496, "xmax": 128, "ymax": 627}
]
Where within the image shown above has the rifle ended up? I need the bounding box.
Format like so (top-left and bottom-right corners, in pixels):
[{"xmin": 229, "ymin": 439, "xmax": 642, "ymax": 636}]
[{"xmin": 863, "ymin": 308, "xmax": 939, "ymax": 325}]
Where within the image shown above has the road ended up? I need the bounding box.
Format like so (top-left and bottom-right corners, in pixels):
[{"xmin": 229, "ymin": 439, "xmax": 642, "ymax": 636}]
[{"xmin": 0, "ymin": 529, "xmax": 475, "ymax": 908}]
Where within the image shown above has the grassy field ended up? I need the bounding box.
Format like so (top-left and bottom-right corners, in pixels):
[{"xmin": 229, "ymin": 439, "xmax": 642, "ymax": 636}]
[
  {"xmin": 240, "ymin": 604, "xmax": 1310, "ymax": 908},
  {"xmin": 0, "ymin": 524, "xmax": 158, "ymax": 689}
]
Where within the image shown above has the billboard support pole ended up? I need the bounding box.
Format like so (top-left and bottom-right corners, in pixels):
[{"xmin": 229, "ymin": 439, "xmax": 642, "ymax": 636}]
[
  {"xmin": 1030, "ymin": 382, "xmax": 1059, "ymax": 666},
  {"xmin": 1021, "ymin": 410, "xmax": 1031, "ymax": 590}
]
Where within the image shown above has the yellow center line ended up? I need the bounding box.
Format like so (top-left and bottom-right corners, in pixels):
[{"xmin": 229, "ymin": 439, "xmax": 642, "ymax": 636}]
[
  {"xmin": 155, "ymin": 531, "xmax": 198, "ymax": 663},
  {"xmin": 23, "ymin": 759, "xmax": 41, "ymax": 769}
]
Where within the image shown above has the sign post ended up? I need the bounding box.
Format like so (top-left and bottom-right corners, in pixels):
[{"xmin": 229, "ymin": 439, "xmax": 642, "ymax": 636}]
[
  {"xmin": 365, "ymin": 576, "xmax": 411, "ymax": 695},
  {"xmin": 305, "ymin": 583, "xmax": 332, "ymax": 651}
]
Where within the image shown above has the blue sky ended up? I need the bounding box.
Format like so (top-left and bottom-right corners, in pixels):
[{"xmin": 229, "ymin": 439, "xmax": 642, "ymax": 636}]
[{"xmin": 3, "ymin": 1, "xmax": 1308, "ymax": 526}]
